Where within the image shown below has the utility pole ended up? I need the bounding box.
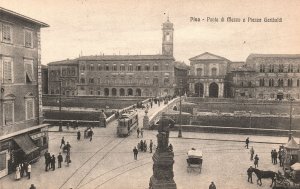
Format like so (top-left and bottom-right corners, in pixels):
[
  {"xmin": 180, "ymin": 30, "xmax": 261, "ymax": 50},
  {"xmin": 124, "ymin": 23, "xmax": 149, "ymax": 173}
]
[
  {"xmin": 58, "ymin": 80, "xmax": 62, "ymax": 132},
  {"xmin": 288, "ymin": 98, "xmax": 293, "ymax": 140},
  {"xmin": 178, "ymin": 89, "xmax": 182, "ymax": 138},
  {"xmin": 249, "ymin": 111, "xmax": 252, "ymax": 128}
]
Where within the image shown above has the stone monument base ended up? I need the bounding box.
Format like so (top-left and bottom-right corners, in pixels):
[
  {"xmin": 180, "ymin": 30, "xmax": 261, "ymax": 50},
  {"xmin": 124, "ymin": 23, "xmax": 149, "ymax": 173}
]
[{"xmin": 149, "ymin": 176, "xmax": 177, "ymax": 189}]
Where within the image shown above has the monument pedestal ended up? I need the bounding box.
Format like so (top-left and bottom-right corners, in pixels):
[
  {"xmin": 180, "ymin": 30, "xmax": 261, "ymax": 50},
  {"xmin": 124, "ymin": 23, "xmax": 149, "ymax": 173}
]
[{"xmin": 149, "ymin": 151, "xmax": 176, "ymax": 189}]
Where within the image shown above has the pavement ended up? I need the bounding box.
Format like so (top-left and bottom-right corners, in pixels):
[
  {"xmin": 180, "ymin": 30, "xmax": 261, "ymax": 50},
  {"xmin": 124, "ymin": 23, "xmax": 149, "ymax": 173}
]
[{"xmin": 1, "ymin": 101, "xmax": 298, "ymax": 189}]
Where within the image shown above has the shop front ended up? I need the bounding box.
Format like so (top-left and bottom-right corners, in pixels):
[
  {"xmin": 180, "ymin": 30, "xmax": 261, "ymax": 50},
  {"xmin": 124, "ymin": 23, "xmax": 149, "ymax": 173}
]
[{"xmin": 0, "ymin": 124, "xmax": 48, "ymax": 178}]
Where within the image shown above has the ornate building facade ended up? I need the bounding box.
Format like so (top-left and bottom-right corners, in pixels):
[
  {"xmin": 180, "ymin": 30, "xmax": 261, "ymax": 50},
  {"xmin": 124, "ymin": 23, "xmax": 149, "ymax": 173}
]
[
  {"xmin": 246, "ymin": 54, "xmax": 300, "ymax": 100},
  {"xmin": 188, "ymin": 52, "xmax": 230, "ymax": 98},
  {"xmin": 0, "ymin": 8, "xmax": 49, "ymax": 178},
  {"xmin": 47, "ymin": 19, "xmax": 176, "ymax": 97}
]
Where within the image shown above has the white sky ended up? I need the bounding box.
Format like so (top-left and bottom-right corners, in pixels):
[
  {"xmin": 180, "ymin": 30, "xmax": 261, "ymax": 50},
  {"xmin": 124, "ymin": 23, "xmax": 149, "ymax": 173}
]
[{"xmin": 1, "ymin": 0, "xmax": 300, "ymax": 64}]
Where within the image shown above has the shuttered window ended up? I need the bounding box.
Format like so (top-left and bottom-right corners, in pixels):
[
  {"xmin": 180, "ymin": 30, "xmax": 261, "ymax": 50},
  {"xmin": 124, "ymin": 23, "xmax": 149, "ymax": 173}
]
[
  {"xmin": 24, "ymin": 30, "xmax": 33, "ymax": 48},
  {"xmin": 3, "ymin": 57, "xmax": 13, "ymax": 83},
  {"xmin": 26, "ymin": 99, "xmax": 34, "ymax": 120},
  {"xmin": 3, "ymin": 102, "xmax": 14, "ymax": 125},
  {"xmin": 2, "ymin": 24, "xmax": 12, "ymax": 43},
  {"xmin": 24, "ymin": 59, "xmax": 33, "ymax": 83}
]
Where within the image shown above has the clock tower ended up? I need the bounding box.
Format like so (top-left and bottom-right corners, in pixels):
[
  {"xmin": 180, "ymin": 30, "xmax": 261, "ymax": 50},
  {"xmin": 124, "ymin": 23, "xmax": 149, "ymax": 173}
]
[{"xmin": 162, "ymin": 17, "xmax": 174, "ymax": 56}]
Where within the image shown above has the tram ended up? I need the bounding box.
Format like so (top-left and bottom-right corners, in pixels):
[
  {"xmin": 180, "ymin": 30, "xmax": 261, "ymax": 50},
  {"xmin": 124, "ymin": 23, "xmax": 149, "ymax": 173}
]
[{"xmin": 117, "ymin": 110, "xmax": 138, "ymax": 137}]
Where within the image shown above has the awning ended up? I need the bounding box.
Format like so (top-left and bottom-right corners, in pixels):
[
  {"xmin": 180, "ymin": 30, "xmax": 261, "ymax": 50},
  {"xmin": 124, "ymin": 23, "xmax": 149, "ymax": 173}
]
[{"xmin": 13, "ymin": 134, "xmax": 39, "ymax": 155}]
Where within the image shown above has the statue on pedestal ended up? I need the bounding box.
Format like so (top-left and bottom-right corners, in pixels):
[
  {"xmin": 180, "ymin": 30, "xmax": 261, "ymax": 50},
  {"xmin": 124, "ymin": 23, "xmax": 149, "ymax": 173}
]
[{"xmin": 149, "ymin": 112, "xmax": 177, "ymax": 189}]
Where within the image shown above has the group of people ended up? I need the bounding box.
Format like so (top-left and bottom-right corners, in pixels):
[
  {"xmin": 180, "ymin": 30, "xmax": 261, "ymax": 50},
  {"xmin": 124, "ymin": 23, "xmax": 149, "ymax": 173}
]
[
  {"xmin": 15, "ymin": 162, "xmax": 31, "ymax": 180},
  {"xmin": 137, "ymin": 139, "xmax": 154, "ymax": 153},
  {"xmin": 84, "ymin": 127, "xmax": 94, "ymax": 141},
  {"xmin": 246, "ymin": 138, "xmax": 260, "ymax": 168},
  {"xmin": 44, "ymin": 151, "xmax": 58, "ymax": 171},
  {"xmin": 136, "ymin": 128, "xmax": 144, "ymax": 138},
  {"xmin": 271, "ymin": 148, "xmax": 285, "ymax": 166}
]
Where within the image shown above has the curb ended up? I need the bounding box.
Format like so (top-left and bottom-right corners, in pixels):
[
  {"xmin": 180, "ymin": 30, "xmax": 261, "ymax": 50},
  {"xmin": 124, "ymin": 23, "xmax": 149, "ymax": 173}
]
[{"xmin": 169, "ymin": 136, "xmax": 285, "ymax": 145}]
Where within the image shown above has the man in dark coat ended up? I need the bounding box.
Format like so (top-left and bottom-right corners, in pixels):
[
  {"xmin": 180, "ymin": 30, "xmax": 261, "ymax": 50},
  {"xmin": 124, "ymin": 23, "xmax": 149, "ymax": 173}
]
[
  {"xmin": 149, "ymin": 140, "xmax": 153, "ymax": 153},
  {"xmin": 51, "ymin": 155, "xmax": 56, "ymax": 171},
  {"xmin": 209, "ymin": 182, "xmax": 216, "ymax": 189},
  {"xmin": 57, "ymin": 153, "xmax": 63, "ymax": 168},
  {"xmin": 133, "ymin": 147, "xmax": 138, "ymax": 160},
  {"xmin": 245, "ymin": 137, "xmax": 249, "ymax": 149},
  {"xmin": 77, "ymin": 130, "xmax": 81, "ymax": 141},
  {"xmin": 60, "ymin": 137, "xmax": 65, "ymax": 148},
  {"xmin": 247, "ymin": 166, "xmax": 253, "ymax": 183},
  {"xmin": 274, "ymin": 150, "xmax": 278, "ymax": 164}
]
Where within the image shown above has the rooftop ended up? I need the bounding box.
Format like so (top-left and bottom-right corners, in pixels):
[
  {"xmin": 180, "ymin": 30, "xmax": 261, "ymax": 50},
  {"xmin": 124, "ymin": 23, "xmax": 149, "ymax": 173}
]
[
  {"xmin": 0, "ymin": 7, "xmax": 49, "ymax": 27},
  {"xmin": 78, "ymin": 54, "xmax": 174, "ymax": 61},
  {"xmin": 189, "ymin": 52, "xmax": 231, "ymax": 62}
]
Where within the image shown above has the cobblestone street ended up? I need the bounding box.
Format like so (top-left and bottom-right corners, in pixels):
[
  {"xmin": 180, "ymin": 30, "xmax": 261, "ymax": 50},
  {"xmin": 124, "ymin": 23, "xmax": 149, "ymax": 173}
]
[{"xmin": 1, "ymin": 117, "xmax": 291, "ymax": 189}]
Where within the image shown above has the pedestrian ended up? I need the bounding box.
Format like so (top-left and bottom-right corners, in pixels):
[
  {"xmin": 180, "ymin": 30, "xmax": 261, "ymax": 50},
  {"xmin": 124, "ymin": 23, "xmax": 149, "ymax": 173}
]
[
  {"xmin": 274, "ymin": 149, "xmax": 278, "ymax": 164},
  {"xmin": 89, "ymin": 129, "xmax": 94, "ymax": 141},
  {"xmin": 24, "ymin": 162, "xmax": 28, "ymax": 177},
  {"xmin": 15, "ymin": 165, "xmax": 21, "ymax": 180},
  {"xmin": 65, "ymin": 151, "xmax": 71, "ymax": 166},
  {"xmin": 27, "ymin": 163, "xmax": 31, "ymax": 179},
  {"xmin": 57, "ymin": 153, "xmax": 63, "ymax": 168},
  {"xmin": 65, "ymin": 142, "xmax": 71, "ymax": 152},
  {"xmin": 245, "ymin": 137, "xmax": 249, "ymax": 149},
  {"xmin": 133, "ymin": 147, "xmax": 138, "ymax": 160},
  {"xmin": 140, "ymin": 128, "xmax": 144, "ymax": 138},
  {"xmin": 149, "ymin": 140, "xmax": 153, "ymax": 153},
  {"xmin": 247, "ymin": 166, "xmax": 253, "ymax": 183},
  {"xmin": 60, "ymin": 137, "xmax": 65, "ymax": 148},
  {"xmin": 20, "ymin": 163, "xmax": 25, "ymax": 177},
  {"xmin": 150, "ymin": 101, "xmax": 153, "ymax": 108},
  {"xmin": 158, "ymin": 100, "xmax": 160, "ymax": 107},
  {"xmin": 29, "ymin": 184, "xmax": 36, "ymax": 189},
  {"xmin": 144, "ymin": 140, "xmax": 147, "ymax": 152},
  {"xmin": 47, "ymin": 152, "xmax": 51, "ymax": 170},
  {"xmin": 137, "ymin": 128, "xmax": 140, "ymax": 138},
  {"xmin": 77, "ymin": 130, "xmax": 81, "ymax": 141},
  {"xmin": 169, "ymin": 143, "xmax": 173, "ymax": 152},
  {"xmin": 278, "ymin": 149, "xmax": 283, "ymax": 167},
  {"xmin": 271, "ymin": 149, "xmax": 274, "ymax": 164},
  {"xmin": 51, "ymin": 155, "xmax": 56, "ymax": 171},
  {"xmin": 250, "ymin": 147, "xmax": 255, "ymax": 161},
  {"xmin": 209, "ymin": 181, "xmax": 216, "ymax": 189},
  {"xmin": 140, "ymin": 140, "xmax": 144, "ymax": 151},
  {"xmin": 254, "ymin": 154, "xmax": 259, "ymax": 168}
]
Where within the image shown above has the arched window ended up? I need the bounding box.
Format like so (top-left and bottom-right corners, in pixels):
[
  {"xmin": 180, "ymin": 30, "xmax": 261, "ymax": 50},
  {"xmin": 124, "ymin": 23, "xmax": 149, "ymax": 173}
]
[
  {"xmin": 278, "ymin": 64, "xmax": 284, "ymax": 72},
  {"xmin": 297, "ymin": 79, "xmax": 300, "ymax": 87},
  {"xmin": 288, "ymin": 79, "xmax": 293, "ymax": 87},
  {"xmin": 269, "ymin": 65, "xmax": 274, "ymax": 73},
  {"xmin": 259, "ymin": 78, "xmax": 265, "ymax": 87},
  {"xmin": 211, "ymin": 68, "xmax": 217, "ymax": 76},
  {"xmin": 128, "ymin": 64, "xmax": 133, "ymax": 71},
  {"xmin": 269, "ymin": 79, "xmax": 274, "ymax": 87},
  {"xmin": 278, "ymin": 79, "xmax": 284, "ymax": 87},
  {"xmin": 288, "ymin": 64, "xmax": 293, "ymax": 72},
  {"xmin": 196, "ymin": 68, "xmax": 202, "ymax": 76},
  {"xmin": 260, "ymin": 64, "xmax": 265, "ymax": 72}
]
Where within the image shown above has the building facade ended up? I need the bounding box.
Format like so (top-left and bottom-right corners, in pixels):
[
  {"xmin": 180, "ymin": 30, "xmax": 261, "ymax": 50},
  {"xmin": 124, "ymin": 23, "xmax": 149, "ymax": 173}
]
[
  {"xmin": 0, "ymin": 8, "xmax": 49, "ymax": 178},
  {"xmin": 246, "ymin": 54, "xmax": 300, "ymax": 100},
  {"xmin": 47, "ymin": 19, "xmax": 176, "ymax": 97},
  {"xmin": 188, "ymin": 52, "xmax": 230, "ymax": 98}
]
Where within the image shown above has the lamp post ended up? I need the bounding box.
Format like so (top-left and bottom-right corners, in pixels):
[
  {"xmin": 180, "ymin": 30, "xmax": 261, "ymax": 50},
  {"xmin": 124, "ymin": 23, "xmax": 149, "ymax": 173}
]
[
  {"xmin": 288, "ymin": 97, "xmax": 294, "ymax": 141},
  {"xmin": 57, "ymin": 80, "xmax": 62, "ymax": 132},
  {"xmin": 178, "ymin": 90, "xmax": 182, "ymax": 138},
  {"xmin": 249, "ymin": 111, "xmax": 252, "ymax": 128}
]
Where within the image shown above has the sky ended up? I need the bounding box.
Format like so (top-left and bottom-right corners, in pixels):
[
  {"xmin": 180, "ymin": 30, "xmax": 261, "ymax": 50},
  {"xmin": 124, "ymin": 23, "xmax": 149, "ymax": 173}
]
[{"xmin": 1, "ymin": 0, "xmax": 300, "ymax": 65}]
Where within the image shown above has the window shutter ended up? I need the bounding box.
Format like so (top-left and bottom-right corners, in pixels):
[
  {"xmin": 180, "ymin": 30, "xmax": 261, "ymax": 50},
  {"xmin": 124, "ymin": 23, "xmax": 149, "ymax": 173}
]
[
  {"xmin": 25, "ymin": 63, "xmax": 33, "ymax": 82},
  {"xmin": 25, "ymin": 30, "xmax": 32, "ymax": 47},
  {"xmin": 2, "ymin": 24, "xmax": 11, "ymax": 41},
  {"xmin": 26, "ymin": 100, "xmax": 34, "ymax": 119},
  {"xmin": 3, "ymin": 59, "xmax": 12, "ymax": 83},
  {"xmin": 4, "ymin": 103, "xmax": 13, "ymax": 124}
]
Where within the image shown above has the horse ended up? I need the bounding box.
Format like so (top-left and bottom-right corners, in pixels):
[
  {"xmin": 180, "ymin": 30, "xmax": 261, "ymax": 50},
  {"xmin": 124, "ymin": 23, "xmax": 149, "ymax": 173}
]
[{"xmin": 251, "ymin": 168, "xmax": 277, "ymax": 187}]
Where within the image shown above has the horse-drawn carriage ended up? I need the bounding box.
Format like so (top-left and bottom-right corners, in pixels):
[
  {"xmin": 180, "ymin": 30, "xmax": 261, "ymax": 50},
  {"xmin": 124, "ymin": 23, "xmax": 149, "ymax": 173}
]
[{"xmin": 187, "ymin": 148, "xmax": 202, "ymax": 173}]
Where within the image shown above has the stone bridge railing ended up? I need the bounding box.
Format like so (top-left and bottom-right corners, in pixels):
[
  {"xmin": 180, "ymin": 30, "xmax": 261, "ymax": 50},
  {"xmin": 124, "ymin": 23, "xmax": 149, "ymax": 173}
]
[{"xmin": 147, "ymin": 97, "xmax": 180, "ymax": 129}]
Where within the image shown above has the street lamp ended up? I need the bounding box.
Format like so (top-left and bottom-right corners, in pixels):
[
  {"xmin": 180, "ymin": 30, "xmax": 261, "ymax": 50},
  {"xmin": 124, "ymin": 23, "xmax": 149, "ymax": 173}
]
[
  {"xmin": 249, "ymin": 111, "xmax": 252, "ymax": 128},
  {"xmin": 56, "ymin": 80, "xmax": 63, "ymax": 132},
  {"xmin": 178, "ymin": 91, "xmax": 182, "ymax": 138},
  {"xmin": 288, "ymin": 97, "xmax": 294, "ymax": 141}
]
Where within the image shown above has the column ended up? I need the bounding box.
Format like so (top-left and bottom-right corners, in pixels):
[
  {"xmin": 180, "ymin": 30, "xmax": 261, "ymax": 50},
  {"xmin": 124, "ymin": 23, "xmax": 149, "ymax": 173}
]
[
  {"xmin": 205, "ymin": 83, "xmax": 209, "ymax": 97},
  {"xmin": 218, "ymin": 83, "xmax": 224, "ymax": 98}
]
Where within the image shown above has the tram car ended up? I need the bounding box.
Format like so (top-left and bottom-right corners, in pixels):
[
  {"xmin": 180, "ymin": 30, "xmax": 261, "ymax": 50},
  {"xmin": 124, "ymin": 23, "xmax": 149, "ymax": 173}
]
[
  {"xmin": 187, "ymin": 148, "xmax": 203, "ymax": 173},
  {"xmin": 117, "ymin": 110, "xmax": 138, "ymax": 137}
]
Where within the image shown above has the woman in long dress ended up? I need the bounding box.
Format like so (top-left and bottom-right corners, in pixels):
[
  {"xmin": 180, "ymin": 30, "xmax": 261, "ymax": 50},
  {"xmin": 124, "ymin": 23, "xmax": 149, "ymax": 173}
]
[{"xmin": 15, "ymin": 165, "xmax": 21, "ymax": 180}]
